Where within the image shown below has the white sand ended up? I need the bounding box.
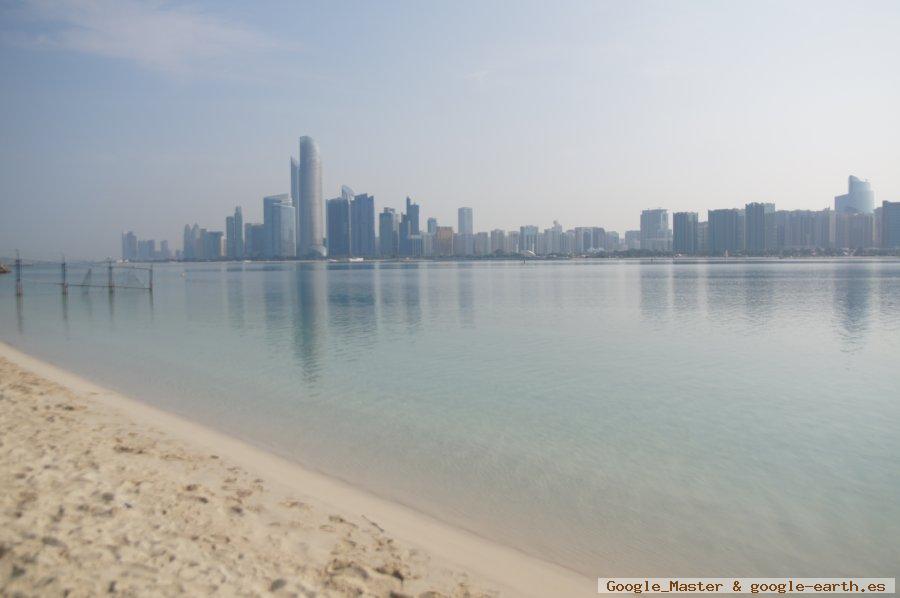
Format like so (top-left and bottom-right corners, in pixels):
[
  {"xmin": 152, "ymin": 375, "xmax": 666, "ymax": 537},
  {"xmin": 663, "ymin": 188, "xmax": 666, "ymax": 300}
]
[{"xmin": 0, "ymin": 342, "xmax": 593, "ymax": 597}]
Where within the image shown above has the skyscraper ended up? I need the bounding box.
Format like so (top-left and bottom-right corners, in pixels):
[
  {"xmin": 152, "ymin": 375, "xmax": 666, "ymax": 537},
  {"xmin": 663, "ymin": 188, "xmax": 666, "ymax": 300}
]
[
  {"xmin": 379, "ymin": 208, "xmax": 399, "ymax": 257},
  {"xmin": 882, "ymin": 201, "xmax": 900, "ymax": 248},
  {"xmin": 427, "ymin": 217, "xmax": 437, "ymax": 234},
  {"xmin": 121, "ymin": 231, "xmax": 138, "ymax": 261},
  {"xmin": 399, "ymin": 197, "xmax": 421, "ymax": 257},
  {"xmin": 708, "ymin": 208, "xmax": 744, "ymax": 255},
  {"xmin": 350, "ymin": 193, "xmax": 376, "ymax": 257},
  {"xmin": 295, "ymin": 136, "xmax": 325, "ymax": 257},
  {"xmin": 672, "ymin": 212, "xmax": 698, "ymax": 255},
  {"xmin": 744, "ymin": 202, "xmax": 775, "ymax": 254},
  {"xmin": 263, "ymin": 194, "xmax": 295, "ymax": 259},
  {"xmin": 834, "ymin": 175, "xmax": 875, "ymax": 214},
  {"xmin": 326, "ymin": 196, "xmax": 351, "ymax": 258},
  {"xmin": 233, "ymin": 206, "xmax": 244, "ymax": 258},
  {"xmin": 640, "ymin": 209, "xmax": 671, "ymax": 252},
  {"xmin": 458, "ymin": 207, "xmax": 474, "ymax": 255}
]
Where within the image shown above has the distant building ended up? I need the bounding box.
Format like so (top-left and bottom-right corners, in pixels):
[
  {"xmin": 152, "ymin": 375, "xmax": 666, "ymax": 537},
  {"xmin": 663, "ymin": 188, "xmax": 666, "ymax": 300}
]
[
  {"xmin": 350, "ymin": 193, "xmax": 376, "ymax": 257},
  {"xmin": 326, "ymin": 196, "xmax": 351, "ymax": 258},
  {"xmin": 458, "ymin": 207, "xmax": 474, "ymax": 255},
  {"xmin": 121, "ymin": 231, "xmax": 138, "ymax": 261},
  {"xmin": 624, "ymin": 230, "xmax": 641, "ymax": 251},
  {"xmin": 490, "ymin": 229, "xmax": 506, "ymax": 254},
  {"xmin": 427, "ymin": 217, "xmax": 437, "ymax": 234},
  {"xmin": 744, "ymin": 202, "xmax": 775, "ymax": 254},
  {"xmin": 295, "ymin": 136, "xmax": 325, "ymax": 257},
  {"xmin": 882, "ymin": 201, "xmax": 900, "ymax": 248},
  {"xmin": 263, "ymin": 194, "xmax": 295, "ymax": 259},
  {"xmin": 835, "ymin": 175, "xmax": 875, "ymax": 214},
  {"xmin": 244, "ymin": 223, "xmax": 265, "ymax": 259},
  {"xmin": 672, "ymin": 212, "xmax": 699, "ymax": 255},
  {"xmin": 640, "ymin": 209, "xmax": 671, "ymax": 252},
  {"xmin": 707, "ymin": 208, "xmax": 744, "ymax": 255},
  {"xmin": 505, "ymin": 231, "xmax": 520, "ymax": 254},
  {"xmin": 519, "ymin": 225, "xmax": 539, "ymax": 254},
  {"xmin": 835, "ymin": 212, "xmax": 875, "ymax": 249},
  {"xmin": 203, "ymin": 231, "xmax": 224, "ymax": 260},
  {"xmin": 434, "ymin": 226, "xmax": 453, "ymax": 257},
  {"xmin": 225, "ymin": 207, "xmax": 244, "ymax": 259},
  {"xmin": 399, "ymin": 196, "xmax": 421, "ymax": 256},
  {"xmin": 379, "ymin": 208, "xmax": 399, "ymax": 257}
]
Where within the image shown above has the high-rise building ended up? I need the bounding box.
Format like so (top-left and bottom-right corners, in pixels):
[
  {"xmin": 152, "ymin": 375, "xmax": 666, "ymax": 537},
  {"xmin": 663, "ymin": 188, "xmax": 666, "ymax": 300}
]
[
  {"xmin": 427, "ymin": 217, "xmax": 437, "ymax": 234},
  {"xmin": 707, "ymin": 208, "xmax": 744, "ymax": 255},
  {"xmin": 326, "ymin": 196, "xmax": 351, "ymax": 258},
  {"xmin": 640, "ymin": 209, "xmax": 671, "ymax": 252},
  {"xmin": 244, "ymin": 223, "xmax": 265, "ymax": 259},
  {"xmin": 744, "ymin": 202, "xmax": 775, "ymax": 254},
  {"xmin": 379, "ymin": 208, "xmax": 399, "ymax": 257},
  {"xmin": 203, "ymin": 231, "xmax": 224, "ymax": 260},
  {"xmin": 835, "ymin": 212, "xmax": 874, "ymax": 249},
  {"xmin": 490, "ymin": 229, "xmax": 505, "ymax": 254},
  {"xmin": 835, "ymin": 175, "xmax": 875, "ymax": 214},
  {"xmin": 121, "ymin": 231, "xmax": 138, "ymax": 261},
  {"xmin": 457, "ymin": 207, "xmax": 474, "ymax": 256},
  {"xmin": 350, "ymin": 193, "xmax": 376, "ymax": 257},
  {"xmin": 624, "ymin": 230, "xmax": 641, "ymax": 250},
  {"xmin": 263, "ymin": 194, "xmax": 295, "ymax": 259},
  {"xmin": 672, "ymin": 212, "xmax": 699, "ymax": 255},
  {"xmin": 233, "ymin": 207, "xmax": 243, "ymax": 258},
  {"xmin": 295, "ymin": 136, "xmax": 325, "ymax": 257},
  {"xmin": 519, "ymin": 226, "xmax": 539, "ymax": 254},
  {"xmin": 434, "ymin": 226, "xmax": 453, "ymax": 257},
  {"xmin": 882, "ymin": 201, "xmax": 900, "ymax": 248},
  {"xmin": 399, "ymin": 197, "xmax": 421, "ymax": 257}
]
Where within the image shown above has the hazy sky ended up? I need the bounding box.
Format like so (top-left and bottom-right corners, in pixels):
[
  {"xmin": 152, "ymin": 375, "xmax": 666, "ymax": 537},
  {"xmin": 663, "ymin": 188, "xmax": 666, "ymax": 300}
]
[{"xmin": 1, "ymin": 0, "xmax": 899, "ymax": 259}]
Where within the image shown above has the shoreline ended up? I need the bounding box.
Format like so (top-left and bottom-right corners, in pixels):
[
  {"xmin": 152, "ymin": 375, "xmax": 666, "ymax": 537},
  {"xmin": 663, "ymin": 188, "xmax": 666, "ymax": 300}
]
[{"xmin": 0, "ymin": 341, "xmax": 593, "ymax": 596}]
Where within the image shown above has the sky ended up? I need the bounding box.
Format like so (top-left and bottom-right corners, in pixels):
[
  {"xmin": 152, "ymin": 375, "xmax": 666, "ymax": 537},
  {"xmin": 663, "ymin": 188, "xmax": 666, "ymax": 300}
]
[{"xmin": 1, "ymin": 0, "xmax": 899, "ymax": 260}]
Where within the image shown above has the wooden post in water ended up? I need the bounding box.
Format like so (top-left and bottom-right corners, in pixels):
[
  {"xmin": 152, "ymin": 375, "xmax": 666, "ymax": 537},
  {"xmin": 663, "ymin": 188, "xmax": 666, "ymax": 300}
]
[
  {"xmin": 107, "ymin": 258, "xmax": 114, "ymax": 294},
  {"xmin": 149, "ymin": 264, "xmax": 153, "ymax": 294},
  {"xmin": 61, "ymin": 255, "xmax": 68, "ymax": 295},
  {"xmin": 15, "ymin": 250, "xmax": 23, "ymax": 297}
]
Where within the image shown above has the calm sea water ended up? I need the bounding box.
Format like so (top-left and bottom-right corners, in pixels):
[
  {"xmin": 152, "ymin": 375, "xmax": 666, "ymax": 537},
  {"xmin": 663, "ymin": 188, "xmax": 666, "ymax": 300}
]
[{"xmin": 2, "ymin": 260, "xmax": 898, "ymax": 577}]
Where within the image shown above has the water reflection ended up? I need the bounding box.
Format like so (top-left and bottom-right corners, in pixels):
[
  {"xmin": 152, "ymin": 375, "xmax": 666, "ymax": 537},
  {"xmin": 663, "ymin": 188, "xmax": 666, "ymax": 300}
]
[
  {"xmin": 639, "ymin": 263, "xmax": 671, "ymax": 323},
  {"xmin": 290, "ymin": 264, "xmax": 327, "ymax": 382},
  {"xmin": 457, "ymin": 263, "xmax": 475, "ymax": 328},
  {"xmin": 742, "ymin": 268, "xmax": 775, "ymax": 326},
  {"xmin": 400, "ymin": 263, "xmax": 422, "ymax": 330},
  {"xmin": 671, "ymin": 266, "xmax": 700, "ymax": 316},
  {"xmin": 832, "ymin": 265, "xmax": 873, "ymax": 352}
]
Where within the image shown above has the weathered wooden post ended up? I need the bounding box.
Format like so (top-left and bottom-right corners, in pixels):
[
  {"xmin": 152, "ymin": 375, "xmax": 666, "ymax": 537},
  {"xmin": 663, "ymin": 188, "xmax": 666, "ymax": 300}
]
[
  {"xmin": 149, "ymin": 264, "xmax": 154, "ymax": 294},
  {"xmin": 61, "ymin": 255, "xmax": 68, "ymax": 295},
  {"xmin": 107, "ymin": 258, "xmax": 114, "ymax": 294}
]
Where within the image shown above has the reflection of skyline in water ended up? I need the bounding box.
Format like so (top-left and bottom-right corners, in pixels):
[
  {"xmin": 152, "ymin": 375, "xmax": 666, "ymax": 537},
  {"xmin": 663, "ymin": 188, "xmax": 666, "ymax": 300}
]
[{"xmin": 832, "ymin": 264, "xmax": 873, "ymax": 352}]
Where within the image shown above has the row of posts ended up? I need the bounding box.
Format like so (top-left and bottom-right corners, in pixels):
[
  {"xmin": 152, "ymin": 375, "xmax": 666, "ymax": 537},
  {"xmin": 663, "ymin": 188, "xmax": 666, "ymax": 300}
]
[{"xmin": 13, "ymin": 253, "xmax": 152, "ymax": 296}]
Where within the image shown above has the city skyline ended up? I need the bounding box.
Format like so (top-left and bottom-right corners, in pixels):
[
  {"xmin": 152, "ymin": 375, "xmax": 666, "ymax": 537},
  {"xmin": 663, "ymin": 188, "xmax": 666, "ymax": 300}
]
[
  {"xmin": 2, "ymin": 1, "xmax": 900, "ymax": 260},
  {"xmin": 152, "ymin": 137, "xmax": 900, "ymax": 261}
]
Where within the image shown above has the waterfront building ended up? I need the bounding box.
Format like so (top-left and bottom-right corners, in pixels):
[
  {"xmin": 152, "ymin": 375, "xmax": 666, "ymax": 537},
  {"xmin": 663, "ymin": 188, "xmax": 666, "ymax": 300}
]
[
  {"xmin": 435, "ymin": 226, "xmax": 453, "ymax": 257},
  {"xmin": 744, "ymin": 202, "xmax": 775, "ymax": 254},
  {"xmin": 574, "ymin": 227, "xmax": 593, "ymax": 254},
  {"xmin": 624, "ymin": 230, "xmax": 641, "ymax": 250},
  {"xmin": 640, "ymin": 209, "xmax": 671, "ymax": 251},
  {"xmin": 121, "ymin": 231, "xmax": 138, "ymax": 261},
  {"xmin": 379, "ymin": 208, "xmax": 399, "ymax": 257},
  {"xmin": 427, "ymin": 217, "xmax": 437, "ymax": 234},
  {"xmin": 244, "ymin": 223, "xmax": 265, "ymax": 259},
  {"xmin": 457, "ymin": 207, "xmax": 474, "ymax": 255},
  {"xmin": 263, "ymin": 194, "xmax": 295, "ymax": 259},
  {"xmin": 605, "ymin": 230, "xmax": 620, "ymax": 252},
  {"xmin": 474, "ymin": 232, "xmax": 490, "ymax": 256},
  {"xmin": 672, "ymin": 212, "xmax": 698, "ymax": 255},
  {"xmin": 835, "ymin": 175, "xmax": 875, "ymax": 214},
  {"xmin": 490, "ymin": 229, "xmax": 506, "ymax": 254},
  {"xmin": 835, "ymin": 212, "xmax": 875, "ymax": 249},
  {"xmin": 707, "ymin": 208, "xmax": 744, "ymax": 255},
  {"xmin": 505, "ymin": 231, "xmax": 520, "ymax": 254},
  {"xmin": 697, "ymin": 221, "xmax": 709, "ymax": 254},
  {"xmin": 399, "ymin": 197, "xmax": 421, "ymax": 256},
  {"xmin": 351, "ymin": 193, "xmax": 376, "ymax": 257},
  {"xmin": 519, "ymin": 226, "xmax": 539, "ymax": 254},
  {"xmin": 326, "ymin": 196, "xmax": 351, "ymax": 258},
  {"xmin": 295, "ymin": 136, "xmax": 325, "ymax": 257},
  {"xmin": 203, "ymin": 231, "xmax": 224, "ymax": 260},
  {"xmin": 882, "ymin": 201, "xmax": 900, "ymax": 248},
  {"xmin": 232, "ymin": 207, "xmax": 244, "ymax": 258}
]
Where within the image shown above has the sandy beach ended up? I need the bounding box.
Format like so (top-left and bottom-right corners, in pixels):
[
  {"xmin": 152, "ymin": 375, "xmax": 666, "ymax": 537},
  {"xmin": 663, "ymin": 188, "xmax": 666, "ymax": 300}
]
[{"xmin": 0, "ymin": 342, "xmax": 592, "ymax": 597}]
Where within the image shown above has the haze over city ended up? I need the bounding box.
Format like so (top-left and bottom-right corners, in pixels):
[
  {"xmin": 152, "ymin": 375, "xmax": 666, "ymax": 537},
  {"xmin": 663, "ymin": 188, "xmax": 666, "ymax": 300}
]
[{"xmin": 2, "ymin": 0, "xmax": 900, "ymax": 259}]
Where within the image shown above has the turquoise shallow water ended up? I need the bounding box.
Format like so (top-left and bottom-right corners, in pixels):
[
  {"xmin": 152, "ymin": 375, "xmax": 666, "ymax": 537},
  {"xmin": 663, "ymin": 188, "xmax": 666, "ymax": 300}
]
[{"xmin": 2, "ymin": 260, "xmax": 899, "ymax": 577}]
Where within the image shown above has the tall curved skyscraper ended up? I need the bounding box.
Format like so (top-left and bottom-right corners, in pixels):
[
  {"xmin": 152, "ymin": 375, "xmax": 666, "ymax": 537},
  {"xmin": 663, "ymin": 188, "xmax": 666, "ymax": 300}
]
[{"xmin": 296, "ymin": 136, "xmax": 325, "ymax": 257}]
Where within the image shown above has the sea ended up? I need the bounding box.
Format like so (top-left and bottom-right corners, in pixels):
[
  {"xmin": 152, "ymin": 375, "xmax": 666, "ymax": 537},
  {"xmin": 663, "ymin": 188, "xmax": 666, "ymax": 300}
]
[{"xmin": 2, "ymin": 259, "xmax": 898, "ymax": 577}]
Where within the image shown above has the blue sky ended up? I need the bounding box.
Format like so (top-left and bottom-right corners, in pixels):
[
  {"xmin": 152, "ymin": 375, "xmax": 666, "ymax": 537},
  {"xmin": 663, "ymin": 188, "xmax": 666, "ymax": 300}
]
[{"xmin": 1, "ymin": 0, "xmax": 899, "ymax": 259}]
